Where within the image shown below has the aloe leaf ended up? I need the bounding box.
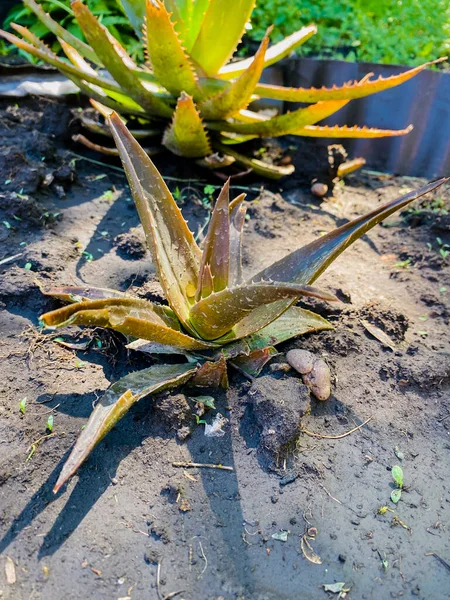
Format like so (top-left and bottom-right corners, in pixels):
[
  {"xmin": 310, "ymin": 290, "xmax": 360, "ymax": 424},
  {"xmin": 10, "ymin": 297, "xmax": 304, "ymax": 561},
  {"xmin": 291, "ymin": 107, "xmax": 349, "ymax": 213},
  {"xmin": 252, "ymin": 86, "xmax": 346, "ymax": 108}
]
[
  {"xmin": 190, "ymin": 0, "xmax": 256, "ymax": 75},
  {"xmin": 0, "ymin": 28, "xmax": 123, "ymax": 97},
  {"xmin": 254, "ymin": 58, "xmax": 445, "ymax": 103},
  {"xmin": 199, "ymin": 29, "xmax": 270, "ymax": 119},
  {"xmin": 219, "ymin": 25, "xmax": 317, "ymax": 79},
  {"xmin": 213, "ymin": 142, "xmax": 295, "ymax": 179},
  {"xmin": 41, "ymin": 285, "xmax": 128, "ymax": 303},
  {"xmin": 145, "ymin": 0, "xmax": 200, "ymax": 97},
  {"xmin": 207, "ymin": 100, "xmax": 349, "ymax": 137},
  {"xmin": 109, "ymin": 114, "xmax": 202, "ymax": 329},
  {"xmin": 71, "ymin": 0, "xmax": 172, "ymax": 117},
  {"xmin": 189, "ymin": 355, "xmax": 228, "ymax": 388},
  {"xmin": 252, "ymin": 179, "xmax": 448, "ymax": 286},
  {"xmin": 118, "ymin": 0, "xmax": 146, "ymax": 38},
  {"xmin": 190, "ymin": 283, "xmax": 336, "ymax": 340},
  {"xmin": 162, "ymin": 93, "xmax": 212, "ymax": 158},
  {"xmin": 22, "ymin": 0, "xmax": 100, "ymax": 64},
  {"xmin": 53, "ymin": 363, "xmax": 197, "ymax": 493},
  {"xmin": 230, "ymin": 346, "xmax": 277, "ymax": 377},
  {"xmin": 196, "ymin": 180, "xmax": 230, "ymax": 299},
  {"xmin": 243, "ymin": 306, "xmax": 333, "ymax": 351},
  {"xmin": 229, "ymin": 193, "xmax": 247, "ymax": 286},
  {"xmin": 59, "ymin": 38, "xmax": 148, "ymax": 113},
  {"xmin": 184, "ymin": 0, "xmax": 209, "ymax": 51},
  {"xmin": 220, "ymin": 306, "xmax": 332, "ymax": 359},
  {"xmin": 40, "ymin": 297, "xmax": 217, "ymax": 350},
  {"xmin": 296, "ymin": 124, "xmax": 413, "ymax": 138}
]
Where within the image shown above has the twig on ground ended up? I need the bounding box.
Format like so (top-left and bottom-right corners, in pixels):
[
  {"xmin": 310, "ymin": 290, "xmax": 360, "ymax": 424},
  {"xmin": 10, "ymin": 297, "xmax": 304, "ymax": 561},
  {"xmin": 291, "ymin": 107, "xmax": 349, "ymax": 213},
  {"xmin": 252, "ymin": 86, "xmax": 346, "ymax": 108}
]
[
  {"xmin": 425, "ymin": 552, "xmax": 450, "ymax": 572},
  {"xmin": 319, "ymin": 484, "xmax": 343, "ymax": 505},
  {"xmin": 172, "ymin": 461, "xmax": 233, "ymax": 471},
  {"xmin": 156, "ymin": 560, "xmax": 184, "ymax": 600},
  {"xmin": 301, "ymin": 416, "xmax": 373, "ymax": 440}
]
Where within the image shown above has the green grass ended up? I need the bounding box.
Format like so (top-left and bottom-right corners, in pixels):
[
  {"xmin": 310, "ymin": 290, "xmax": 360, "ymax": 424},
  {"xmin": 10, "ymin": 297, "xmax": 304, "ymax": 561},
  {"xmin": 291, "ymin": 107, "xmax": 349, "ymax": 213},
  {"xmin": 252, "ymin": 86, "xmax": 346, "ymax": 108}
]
[
  {"xmin": 3, "ymin": 0, "xmax": 449, "ymax": 66},
  {"xmin": 247, "ymin": 0, "xmax": 450, "ymax": 66},
  {"xmin": 3, "ymin": 0, "xmax": 144, "ymax": 63}
]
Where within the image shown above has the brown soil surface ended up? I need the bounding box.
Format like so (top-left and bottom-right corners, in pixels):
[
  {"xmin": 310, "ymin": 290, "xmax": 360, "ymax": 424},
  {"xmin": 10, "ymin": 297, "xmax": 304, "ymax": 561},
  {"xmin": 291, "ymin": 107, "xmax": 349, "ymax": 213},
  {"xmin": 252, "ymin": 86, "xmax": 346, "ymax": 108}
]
[{"xmin": 1, "ymin": 98, "xmax": 449, "ymax": 600}]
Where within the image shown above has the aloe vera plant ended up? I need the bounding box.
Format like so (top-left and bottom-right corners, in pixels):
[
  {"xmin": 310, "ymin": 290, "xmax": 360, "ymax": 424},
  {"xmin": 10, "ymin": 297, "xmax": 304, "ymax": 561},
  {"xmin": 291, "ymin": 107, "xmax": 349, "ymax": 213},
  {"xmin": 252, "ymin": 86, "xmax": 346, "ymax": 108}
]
[
  {"xmin": 1, "ymin": 0, "xmax": 443, "ymax": 178},
  {"xmin": 37, "ymin": 113, "xmax": 448, "ymax": 492}
]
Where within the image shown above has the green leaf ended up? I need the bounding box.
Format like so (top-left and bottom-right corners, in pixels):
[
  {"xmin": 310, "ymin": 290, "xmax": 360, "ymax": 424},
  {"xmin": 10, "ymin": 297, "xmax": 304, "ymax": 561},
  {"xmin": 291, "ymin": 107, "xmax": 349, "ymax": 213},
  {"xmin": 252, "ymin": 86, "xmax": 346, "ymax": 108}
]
[
  {"xmin": 294, "ymin": 124, "xmax": 413, "ymax": 139},
  {"xmin": 19, "ymin": 397, "xmax": 27, "ymax": 414},
  {"xmin": 206, "ymin": 100, "xmax": 350, "ymax": 138},
  {"xmin": 199, "ymin": 29, "xmax": 270, "ymax": 119},
  {"xmin": 71, "ymin": 0, "xmax": 172, "ymax": 117},
  {"xmin": 41, "ymin": 285, "xmax": 128, "ymax": 303},
  {"xmin": 162, "ymin": 93, "xmax": 212, "ymax": 158},
  {"xmin": 219, "ymin": 24, "xmax": 317, "ymax": 78},
  {"xmin": 145, "ymin": 0, "xmax": 200, "ymax": 97},
  {"xmin": 22, "ymin": 0, "xmax": 100, "ymax": 64},
  {"xmin": 196, "ymin": 179, "xmax": 230, "ymax": 299},
  {"xmin": 109, "ymin": 113, "xmax": 202, "ymax": 330},
  {"xmin": 190, "ymin": 0, "xmax": 256, "ymax": 75},
  {"xmin": 254, "ymin": 59, "xmax": 444, "ymax": 103},
  {"xmin": 192, "ymin": 395, "xmax": 216, "ymax": 409},
  {"xmin": 391, "ymin": 465, "xmax": 404, "ymax": 488},
  {"xmin": 53, "ymin": 363, "xmax": 198, "ymax": 493},
  {"xmin": 229, "ymin": 193, "xmax": 247, "ymax": 286},
  {"xmin": 251, "ymin": 179, "xmax": 449, "ymax": 286},
  {"xmin": 189, "ymin": 283, "xmax": 336, "ymax": 340},
  {"xmin": 228, "ymin": 305, "xmax": 333, "ymax": 352},
  {"xmin": 46, "ymin": 414, "xmax": 54, "ymax": 432},
  {"xmin": 118, "ymin": 0, "xmax": 146, "ymax": 38},
  {"xmin": 212, "ymin": 142, "xmax": 295, "ymax": 180},
  {"xmin": 40, "ymin": 298, "xmax": 216, "ymax": 350},
  {"xmin": 391, "ymin": 489, "xmax": 402, "ymax": 504}
]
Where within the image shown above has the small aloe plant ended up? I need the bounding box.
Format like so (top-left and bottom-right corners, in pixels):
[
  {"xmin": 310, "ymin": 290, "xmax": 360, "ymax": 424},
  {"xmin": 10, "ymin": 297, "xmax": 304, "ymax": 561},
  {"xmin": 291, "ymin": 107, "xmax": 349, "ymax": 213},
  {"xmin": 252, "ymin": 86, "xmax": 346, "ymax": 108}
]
[
  {"xmin": 39, "ymin": 113, "xmax": 447, "ymax": 492},
  {"xmin": 0, "ymin": 0, "xmax": 444, "ymax": 178}
]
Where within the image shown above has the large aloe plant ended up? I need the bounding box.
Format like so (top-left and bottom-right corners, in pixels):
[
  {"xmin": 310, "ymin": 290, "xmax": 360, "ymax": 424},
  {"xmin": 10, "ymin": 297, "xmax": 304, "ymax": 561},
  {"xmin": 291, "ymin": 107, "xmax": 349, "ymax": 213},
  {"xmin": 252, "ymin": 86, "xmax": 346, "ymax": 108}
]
[
  {"xmin": 1, "ymin": 0, "xmax": 443, "ymax": 178},
  {"xmin": 38, "ymin": 113, "xmax": 447, "ymax": 492}
]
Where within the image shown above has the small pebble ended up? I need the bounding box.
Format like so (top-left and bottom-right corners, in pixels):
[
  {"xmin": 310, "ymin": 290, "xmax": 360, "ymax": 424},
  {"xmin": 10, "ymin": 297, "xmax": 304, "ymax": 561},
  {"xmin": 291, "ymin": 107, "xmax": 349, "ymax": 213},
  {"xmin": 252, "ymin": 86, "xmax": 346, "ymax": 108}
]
[{"xmin": 311, "ymin": 182, "xmax": 328, "ymax": 197}]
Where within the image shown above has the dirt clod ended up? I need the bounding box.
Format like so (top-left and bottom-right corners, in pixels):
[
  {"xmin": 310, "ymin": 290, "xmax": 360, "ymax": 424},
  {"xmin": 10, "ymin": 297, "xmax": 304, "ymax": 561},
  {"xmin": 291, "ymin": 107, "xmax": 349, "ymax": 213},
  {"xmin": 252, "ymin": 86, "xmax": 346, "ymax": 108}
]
[{"xmin": 248, "ymin": 375, "xmax": 311, "ymax": 466}]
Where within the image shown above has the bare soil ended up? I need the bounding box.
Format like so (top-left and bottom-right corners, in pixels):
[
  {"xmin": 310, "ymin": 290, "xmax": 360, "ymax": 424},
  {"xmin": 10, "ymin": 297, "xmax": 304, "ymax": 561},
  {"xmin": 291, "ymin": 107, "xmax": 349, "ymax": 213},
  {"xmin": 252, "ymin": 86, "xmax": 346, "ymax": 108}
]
[{"xmin": 1, "ymin": 97, "xmax": 449, "ymax": 600}]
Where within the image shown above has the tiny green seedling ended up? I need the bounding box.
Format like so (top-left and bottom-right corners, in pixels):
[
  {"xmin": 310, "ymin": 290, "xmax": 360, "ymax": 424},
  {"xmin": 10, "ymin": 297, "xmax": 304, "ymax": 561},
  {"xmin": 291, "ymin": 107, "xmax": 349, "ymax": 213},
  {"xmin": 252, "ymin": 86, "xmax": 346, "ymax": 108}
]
[
  {"xmin": 19, "ymin": 397, "xmax": 27, "ymax": 414},
  {"xmin": 46, "ymin": 415, "xmax": 54, "ymax": 432},
  {"xmin": 391, "ymin": 465, "xmax": 404, "ymax": 504}
]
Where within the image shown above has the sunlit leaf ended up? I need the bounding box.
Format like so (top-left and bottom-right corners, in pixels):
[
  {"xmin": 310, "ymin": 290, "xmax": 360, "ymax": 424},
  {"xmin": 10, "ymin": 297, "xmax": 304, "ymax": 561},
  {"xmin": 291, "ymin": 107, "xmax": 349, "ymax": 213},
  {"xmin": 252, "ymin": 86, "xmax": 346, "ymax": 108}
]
[
  {"xmin": 219, "ymin": 24, "xmax": 317, "ymax": 79},
  {"xmin": 229, "ymin": 193, "xmax": 247, "ymax": 286},
  {"xmin": 295, "ymin": 124, "xmax": 413, "ymax": 138},
  {"xmin": 254, "ymin": 58, "xmax": 446, "ymax": 103},
  {"xmin": 196, "ymin": 179, "xmax": 230, "ymax": 299},
  {"xmin": 109, "ymin": 113, "xmax": 202, "ymax": 329},
  {"xmin": 71, "ymin": 0, "xmax": 172, "ymax": 117},
  {"xmin": 22, "ymin": 0, "xmax": 100, "ymax": 64},
  {"xmin": 190, "ymin": 283, "xmax": 336, "ymax": 340},
  {"xmin": 162, "ymin": 93, "xmax": 212, "ymax": 157},
  {"xmin": 40, "ymin": 298, "xmax": 216, "ymax": 350},
  {"xmin": 41, "ymin": 285, "xmax": 129, "ymax": 303},
  {"xmin": 199, "ymin": 29, "xmax": 270, "ymax": 119},
  {"xmin": 212, "ymin": 142, "xmax": 295, "ymax": 179},
  {"xmin": 145, "ymin": 0, "xmax": 200, "ymax": 97},
  {"xmin": 206, "ymin": 100, "xmax": 350, "ymax": 137},
  {"xmin": 190, "ymin": 0, "xmax": 256, "ymax": 75},
  {"xmin": 53, "ymin": 363, "xmax": 198, "ymax": 493}
]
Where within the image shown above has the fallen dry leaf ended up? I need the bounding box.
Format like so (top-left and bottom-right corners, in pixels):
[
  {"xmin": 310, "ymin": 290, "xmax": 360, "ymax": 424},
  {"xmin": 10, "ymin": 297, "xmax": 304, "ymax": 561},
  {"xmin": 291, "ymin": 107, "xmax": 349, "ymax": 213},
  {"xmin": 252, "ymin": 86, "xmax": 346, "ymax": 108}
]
[
  {"xmin": 301, "ymin": 535, "xmax": 322, "ymax": 565},
  {"xmin": 5, "ymin": 556, "xmax": 16, "ymax": 585},
  {"xmin": 361, "ymin": 319, "xmax": 396, "ymax": 352}
]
